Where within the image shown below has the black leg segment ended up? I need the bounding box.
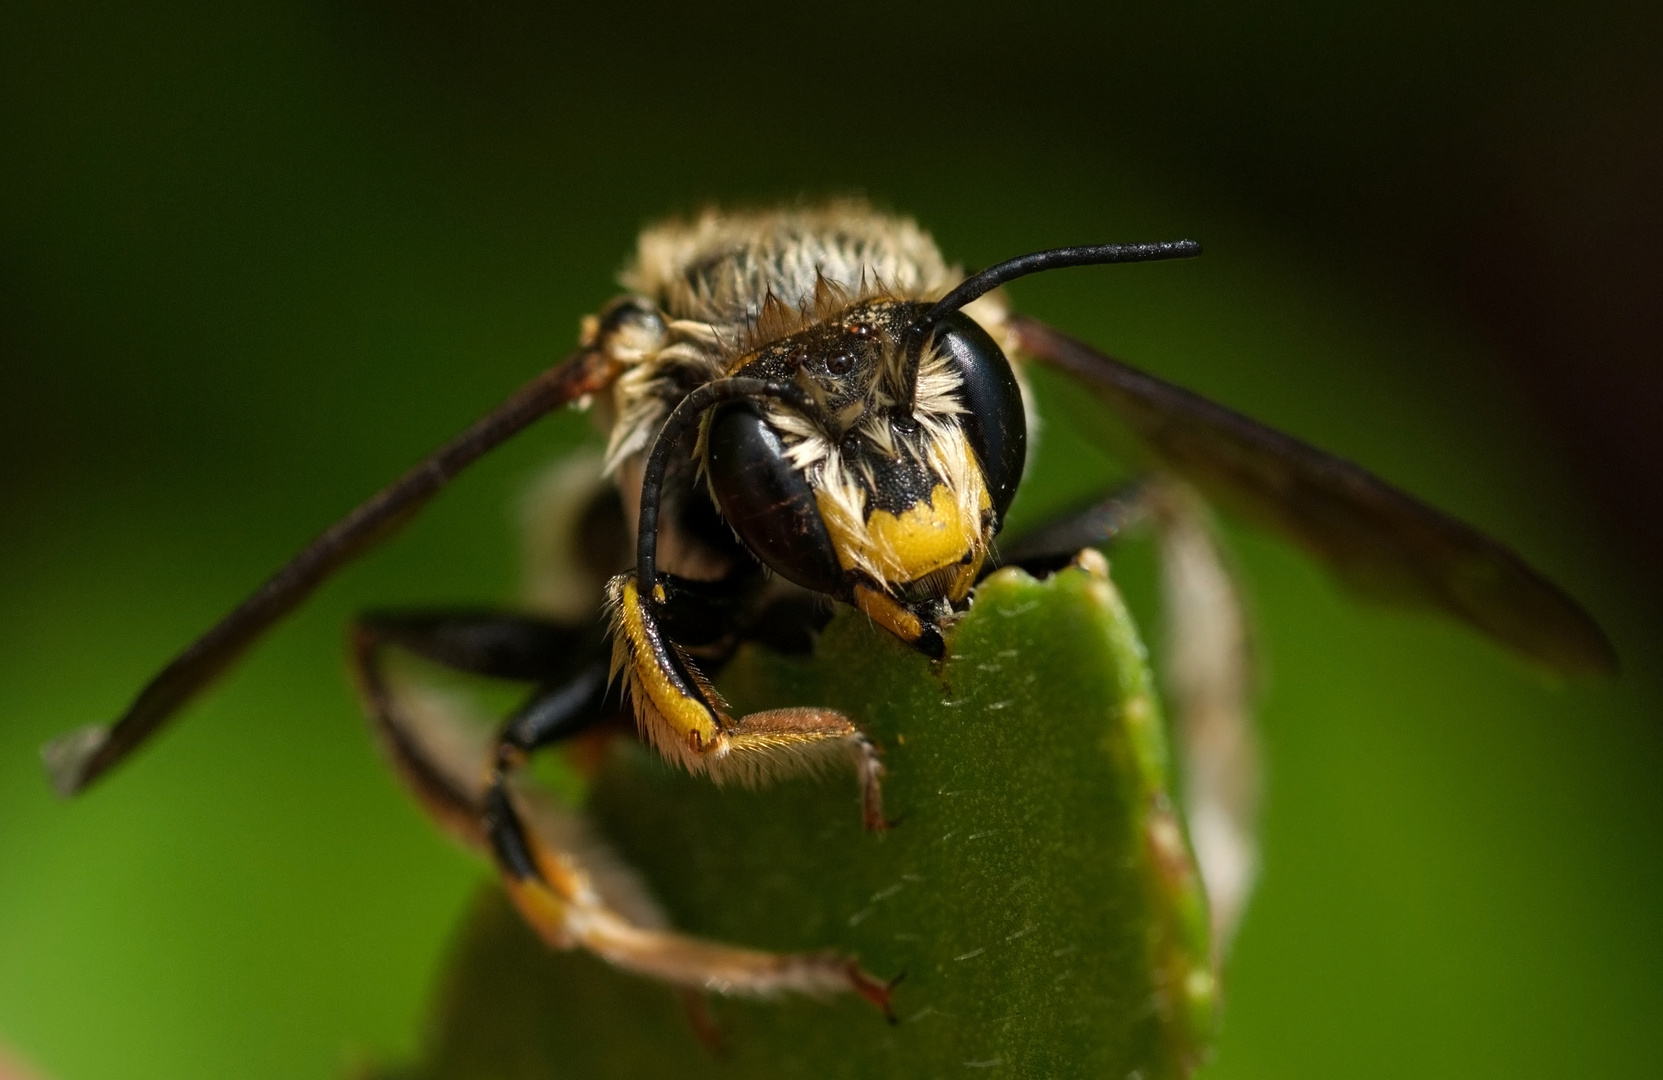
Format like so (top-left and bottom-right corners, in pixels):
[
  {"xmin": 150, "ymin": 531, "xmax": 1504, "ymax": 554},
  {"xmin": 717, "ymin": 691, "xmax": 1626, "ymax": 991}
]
[
  {"xmin": 356, "ymin": 608, "xmax": 603, "ymax": 682},
  {"xmin": 349, "ymin": 607, "xmax": 616, "ymax": 852},
  {"xmin": 499, "ymin": 660, "xmax": 614, "ymax": 755},
  {"xmin": 482, "ymin": 782, "xmax": 540, "ymax": 881},
  {"xmin": 990, "ymin": 482, "xmax": 1152, "ymax": 576}
]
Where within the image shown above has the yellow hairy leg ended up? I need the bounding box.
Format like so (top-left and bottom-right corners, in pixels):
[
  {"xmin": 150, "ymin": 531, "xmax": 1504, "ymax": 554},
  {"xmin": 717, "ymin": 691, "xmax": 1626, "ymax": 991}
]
[{"xmin": 608, "ymin": 573, "xmax": 888, "ymax": 830}]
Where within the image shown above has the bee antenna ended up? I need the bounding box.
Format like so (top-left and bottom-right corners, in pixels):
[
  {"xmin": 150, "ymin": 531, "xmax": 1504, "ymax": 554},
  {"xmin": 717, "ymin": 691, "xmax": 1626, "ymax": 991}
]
[
  {"xmin": 636, "ymin": 378, "xmax": 819, "ymax": 599},
  {"xmin": 895, "ymin": 240, "xmax": 1202, "ymax": 413}
]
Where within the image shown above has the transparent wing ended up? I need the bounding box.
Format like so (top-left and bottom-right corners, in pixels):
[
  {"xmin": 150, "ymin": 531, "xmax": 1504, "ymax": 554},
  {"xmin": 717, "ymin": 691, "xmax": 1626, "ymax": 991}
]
[{"xmin": 1006, "ymin": 313, "xmax": 1616, "ymax": 677}]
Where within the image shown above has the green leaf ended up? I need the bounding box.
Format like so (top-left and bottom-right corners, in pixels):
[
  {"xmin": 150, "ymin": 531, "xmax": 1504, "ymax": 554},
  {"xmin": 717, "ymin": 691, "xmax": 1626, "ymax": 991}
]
[{"xmin": 394, "ymin": 562, "xmax": 1214, "ymax": 1079}]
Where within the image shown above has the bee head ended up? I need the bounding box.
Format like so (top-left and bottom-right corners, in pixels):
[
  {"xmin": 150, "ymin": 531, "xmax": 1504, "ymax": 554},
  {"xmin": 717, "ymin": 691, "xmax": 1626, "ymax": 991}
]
[
  {"xmin": 636, "ymin": 240, "xmax": 1200, "ymax": 638},
  {"xmin": 703, "ymin": 299, "xmax": 1025, "ymax": 611}
]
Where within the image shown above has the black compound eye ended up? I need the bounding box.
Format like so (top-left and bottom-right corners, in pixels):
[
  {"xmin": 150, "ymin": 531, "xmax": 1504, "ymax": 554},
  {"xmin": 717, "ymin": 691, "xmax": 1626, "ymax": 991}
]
[
  {"xmin": 929, "ymin": 311, "xmax": 1027, "ymax": 523},
  {"xmin": 705, "ymin": 401, "xmax": 844, "ymax": 595}
]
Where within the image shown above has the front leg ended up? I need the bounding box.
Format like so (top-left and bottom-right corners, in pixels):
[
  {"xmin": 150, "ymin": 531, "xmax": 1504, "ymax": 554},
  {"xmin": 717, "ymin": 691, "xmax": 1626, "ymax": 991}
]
[{"xmin": 607, "ymin": 572, "xmax": 887, "ymax": 831}]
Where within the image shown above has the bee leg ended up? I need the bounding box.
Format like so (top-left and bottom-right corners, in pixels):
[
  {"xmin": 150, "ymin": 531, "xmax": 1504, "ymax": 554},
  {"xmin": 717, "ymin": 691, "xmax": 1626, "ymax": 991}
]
[
  {"xmin": 988, "ymin": 480, "xmax": 1153, "ymax": 575},
  {"xmin": 608, "ymin": 572, "xmax": 889, "ymax": 833},
  {"xmin": 708, "ymin": 707, "xmax": 888, "ymax": 832},
  {"xmin": 356, "ymin": 607, "xmax": 606, "ymax": 681},
  {"xmin": 479, "ymin": 766, "xmax": 897, "ymax": 1017},
  {"xmin": 349, "ymin": 609, "xmax": 613, "ymax": 845},
  {"xmin": 483, "ymin": 678, "xmax": 897, "ymax": 1014},
  {"xmin": 350, "ymin": 609, "xmax": 899, "ymax": 1017}
]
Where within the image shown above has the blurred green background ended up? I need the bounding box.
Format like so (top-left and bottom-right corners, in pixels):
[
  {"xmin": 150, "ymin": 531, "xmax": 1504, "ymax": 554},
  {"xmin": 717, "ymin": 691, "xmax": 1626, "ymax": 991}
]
[{"xmin": 3, "ymin": 2, "xmax": 1660, "ymax": 1078}]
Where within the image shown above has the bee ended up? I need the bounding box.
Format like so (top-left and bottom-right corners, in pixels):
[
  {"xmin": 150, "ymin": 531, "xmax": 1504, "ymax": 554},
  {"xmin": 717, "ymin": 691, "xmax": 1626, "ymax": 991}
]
[{"xmin": 40, "ymin": 202, "xmax": 1614, "ymax": 1021}]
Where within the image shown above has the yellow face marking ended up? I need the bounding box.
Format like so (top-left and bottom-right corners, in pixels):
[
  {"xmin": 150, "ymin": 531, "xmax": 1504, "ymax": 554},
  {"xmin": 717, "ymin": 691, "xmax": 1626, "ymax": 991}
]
[
  {"xmin": 618, "ymin": 578, "xmax": 722, "ymax": 751},
  {"xmin": 820, "ymin": 480, "xmax": 985, "ymax": 585},
  {"xmin": 865, "ymin": 483, "xmax": 972, "ymax": 580},
  {"xmin": 854, "ymin": 586, "xmax": 924, "ymax": 643}
]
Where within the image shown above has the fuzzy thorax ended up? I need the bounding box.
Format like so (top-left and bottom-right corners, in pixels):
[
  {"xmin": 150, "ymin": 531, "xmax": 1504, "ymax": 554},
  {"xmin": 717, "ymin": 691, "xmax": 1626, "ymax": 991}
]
[{"xmin": 624, "ymin": 201, "xmax": 957, "ymax": 327}]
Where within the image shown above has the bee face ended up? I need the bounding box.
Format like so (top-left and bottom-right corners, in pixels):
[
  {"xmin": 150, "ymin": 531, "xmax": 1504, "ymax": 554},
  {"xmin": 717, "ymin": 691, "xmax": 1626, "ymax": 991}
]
[{"xmin": 705, "ymin": 299, "xmax": 1027, "ymax": 620}]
